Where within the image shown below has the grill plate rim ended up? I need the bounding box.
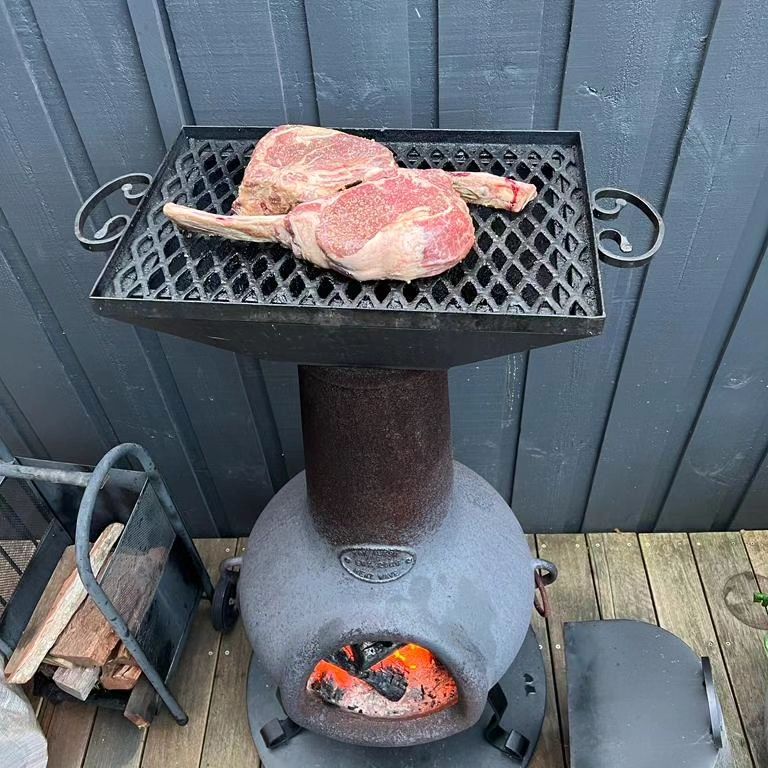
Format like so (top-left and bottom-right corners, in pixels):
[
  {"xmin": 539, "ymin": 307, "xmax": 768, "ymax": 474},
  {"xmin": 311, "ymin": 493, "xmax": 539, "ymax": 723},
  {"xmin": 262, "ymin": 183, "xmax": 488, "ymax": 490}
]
[{"xmin": 90, "ymin": 125, "xmax": 605, "ymax": 332}]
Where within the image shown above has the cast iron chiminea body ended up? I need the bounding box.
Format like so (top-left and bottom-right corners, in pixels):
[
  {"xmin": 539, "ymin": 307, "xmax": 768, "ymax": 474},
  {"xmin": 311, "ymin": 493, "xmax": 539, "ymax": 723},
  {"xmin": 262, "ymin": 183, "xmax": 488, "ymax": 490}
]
[
  {"xmin": 239, "ymin": 366, "xmax": 536, "ymax": 746},
  {"xmin": 81, "ymin": 126, "xmax": 663, "ymax": 765}
]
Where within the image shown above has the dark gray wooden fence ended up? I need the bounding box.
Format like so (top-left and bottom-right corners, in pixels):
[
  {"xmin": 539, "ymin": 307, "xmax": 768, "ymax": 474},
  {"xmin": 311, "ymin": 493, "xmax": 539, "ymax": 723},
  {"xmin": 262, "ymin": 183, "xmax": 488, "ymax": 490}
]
[{"xmin": 1, "ymin": 0, "xmax": 766, "ymax": 536}]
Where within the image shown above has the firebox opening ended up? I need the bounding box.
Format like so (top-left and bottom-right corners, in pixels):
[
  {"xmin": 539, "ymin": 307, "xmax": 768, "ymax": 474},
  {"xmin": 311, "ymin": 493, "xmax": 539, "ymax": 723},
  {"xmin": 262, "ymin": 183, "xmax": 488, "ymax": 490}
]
[{"xmin": 307, "ymin": 640, "xmax": 459, "ymax": 718}]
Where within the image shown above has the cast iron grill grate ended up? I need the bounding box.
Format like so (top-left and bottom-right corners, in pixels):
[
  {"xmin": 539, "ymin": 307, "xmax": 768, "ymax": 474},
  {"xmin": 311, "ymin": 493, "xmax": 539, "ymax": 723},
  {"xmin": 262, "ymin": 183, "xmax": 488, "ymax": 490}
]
[{"xmin": 96, "ymin": 130, "xmax": 599, "ymax": 318}]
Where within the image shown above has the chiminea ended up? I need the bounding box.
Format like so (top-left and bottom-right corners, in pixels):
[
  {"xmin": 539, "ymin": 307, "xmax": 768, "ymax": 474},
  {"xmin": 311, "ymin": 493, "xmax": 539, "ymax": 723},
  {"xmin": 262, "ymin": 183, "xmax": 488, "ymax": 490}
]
[
  {"xmin": 80, "ymin": 126, "xmax": 663, "ymax": 766},
  {"xmin": 239, "ymin": 365, "xmax": 540, "ymax": 747}
]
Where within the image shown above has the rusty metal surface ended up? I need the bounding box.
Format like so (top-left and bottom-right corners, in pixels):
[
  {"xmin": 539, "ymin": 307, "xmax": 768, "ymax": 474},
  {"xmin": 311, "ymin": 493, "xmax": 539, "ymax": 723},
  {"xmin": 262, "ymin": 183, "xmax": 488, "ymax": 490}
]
[{"xmin": 300, "ymin": 366, "xmax": 453, "ymax": 546}]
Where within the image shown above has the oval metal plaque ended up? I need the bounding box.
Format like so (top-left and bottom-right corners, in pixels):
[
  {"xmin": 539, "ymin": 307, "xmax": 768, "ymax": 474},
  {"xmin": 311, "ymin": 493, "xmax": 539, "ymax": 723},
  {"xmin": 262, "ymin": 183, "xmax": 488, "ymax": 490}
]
[{"xmin": 339, "ymin": 547, "xmax": 415, "ymax": 583}]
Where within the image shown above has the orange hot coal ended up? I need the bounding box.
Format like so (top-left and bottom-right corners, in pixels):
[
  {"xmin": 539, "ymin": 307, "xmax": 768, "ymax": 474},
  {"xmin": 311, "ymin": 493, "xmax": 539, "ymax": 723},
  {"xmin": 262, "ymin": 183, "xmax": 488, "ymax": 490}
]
[{"xmin": 307, "ymin": 642, "xmax": 458, "ymax": 718}]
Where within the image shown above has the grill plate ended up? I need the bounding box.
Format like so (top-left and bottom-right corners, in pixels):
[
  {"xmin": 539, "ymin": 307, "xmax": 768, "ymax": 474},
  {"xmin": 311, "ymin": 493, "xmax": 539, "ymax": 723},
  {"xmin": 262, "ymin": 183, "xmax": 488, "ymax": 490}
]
[{"xmin": 91, "ymin": 127, "xmax": 605, "ymax": 368}]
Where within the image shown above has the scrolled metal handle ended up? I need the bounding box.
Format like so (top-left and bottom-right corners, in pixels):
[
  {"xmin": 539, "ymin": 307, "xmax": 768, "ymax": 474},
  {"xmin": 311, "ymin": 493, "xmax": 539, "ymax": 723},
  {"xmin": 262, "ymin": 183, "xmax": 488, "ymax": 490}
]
[
  {"xmin": 591, "ymin": 187, "xmax": 664, "ymax": 268},
  {"xmin": 74, "ymin": 173, "xmax": 152, "ymax": 252}
]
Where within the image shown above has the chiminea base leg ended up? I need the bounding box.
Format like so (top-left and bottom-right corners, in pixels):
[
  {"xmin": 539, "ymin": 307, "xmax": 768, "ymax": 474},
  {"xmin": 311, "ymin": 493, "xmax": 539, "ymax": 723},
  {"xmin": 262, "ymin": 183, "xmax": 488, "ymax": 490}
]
[{"xmin": 246, "ymin": 627, "xmax": 546, "ymax": 767}]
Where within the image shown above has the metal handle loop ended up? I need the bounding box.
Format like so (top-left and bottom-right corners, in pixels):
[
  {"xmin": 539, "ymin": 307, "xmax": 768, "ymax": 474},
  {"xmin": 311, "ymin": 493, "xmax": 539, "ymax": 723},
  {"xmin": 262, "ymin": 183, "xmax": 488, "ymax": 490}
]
[
  {"xmin": 532, "ymin": 558, "xmax": 558, "ymax": 586},
  {"xmin": 74, "ymin": 173, "xmax": 152, "ymax": 252},
  {"xmin": 591, "ymin": 187, "xmax": 664, "ymax": 268}
]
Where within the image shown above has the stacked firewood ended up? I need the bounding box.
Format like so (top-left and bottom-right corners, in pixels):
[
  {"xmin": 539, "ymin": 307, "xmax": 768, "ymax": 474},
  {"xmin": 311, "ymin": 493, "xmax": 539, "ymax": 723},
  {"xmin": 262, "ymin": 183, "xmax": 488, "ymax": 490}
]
[{"xmin": 4, "ymin": 523, "xmax": 164, "ymax": 726}]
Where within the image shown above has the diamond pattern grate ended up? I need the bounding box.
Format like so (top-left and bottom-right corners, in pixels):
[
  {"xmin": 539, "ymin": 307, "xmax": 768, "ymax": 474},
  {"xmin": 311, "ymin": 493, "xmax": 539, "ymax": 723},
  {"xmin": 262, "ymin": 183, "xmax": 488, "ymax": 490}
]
[{"xmin": 97, "ymin": 133, "xmax": 599, "ymax": 317}]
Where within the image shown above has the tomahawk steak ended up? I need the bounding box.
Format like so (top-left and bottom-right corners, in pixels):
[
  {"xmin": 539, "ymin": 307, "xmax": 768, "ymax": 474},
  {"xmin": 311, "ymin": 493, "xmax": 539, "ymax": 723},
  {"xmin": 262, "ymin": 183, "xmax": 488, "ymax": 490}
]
[
  {"xmin": 164, "ymin": 169, "xmax": 476, "ymax": 282},
  {"xmin": 232, "ymin": 125, "xmax": 398, "ymax": 215},
  {"xmin": 203, "ymin": 125, "xmax": 537, "ymax": 215}
]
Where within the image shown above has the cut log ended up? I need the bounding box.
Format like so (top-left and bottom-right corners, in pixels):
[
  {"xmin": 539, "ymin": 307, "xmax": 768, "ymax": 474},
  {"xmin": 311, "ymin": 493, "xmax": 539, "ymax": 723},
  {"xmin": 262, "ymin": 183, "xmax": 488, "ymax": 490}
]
[
  {"xmin": 101, "ymin": 663, "xmax": 142, "ymax": 691},
  {"xmin": 42, "ymin": 655, "xmax": 76, "ymax": 669},
  {"xmin": 124, "ymin": 677, "xmax": 159, "ymax": 729},
  {"xmin": 51, "ymin": 546, "xmax": 167, "ymax": 667},
  {"xmin": 52, "ymin": 665, "xmax": 100, "ymax": 701},
  {"xmin": 108, "ymin": 642, "xmax": 133, "ymax": 666},
  {"xmin": 4, "ymin": 523, "xmax": 124, "ymax": 684},
  {"xmin": 102, "ymin": 642, "xmax": 136, "ymax": 675}
]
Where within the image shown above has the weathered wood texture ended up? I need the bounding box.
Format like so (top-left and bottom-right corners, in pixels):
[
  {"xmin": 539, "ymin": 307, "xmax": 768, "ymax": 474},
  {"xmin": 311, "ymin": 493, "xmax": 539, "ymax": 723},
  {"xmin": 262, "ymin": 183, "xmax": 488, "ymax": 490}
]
[
  {"xmin": 536, "ymin": 534, "xmax": 598, "ymax": 763},
  {"xmin": 44, "ymin": 701, "xmax": 96, "ymax": 768},
  {"xmin": 6, "ymin": 525, "xmax": 122, "ymax": 683},
  {"xmin": 691, "ymin": 533, "xmax": 768, "ymax": 767},
  {"xmin": 527, "ymin": 535, "xmax": 564, "ymax": 768},
  {"xmin": 1, "ymin": 0, "xmax": 767, "ymax": 534},
  {"xmin": 641, "ymin": 533, "xmax": 752, "ymax": 768},
  {"xmin": 140, "ymin": 538, "xmax": 235, "ymax": 767},
  {"xmin": 586, "ymin": 532, "xmax": 656, "ymax": 623},
  {"xmin": 53, "ymin": 664, "xmax": 100, "ymax": 701},
  {"xmin": 198, "ymin": 539, "xmax": 260, "ymax": 768}
]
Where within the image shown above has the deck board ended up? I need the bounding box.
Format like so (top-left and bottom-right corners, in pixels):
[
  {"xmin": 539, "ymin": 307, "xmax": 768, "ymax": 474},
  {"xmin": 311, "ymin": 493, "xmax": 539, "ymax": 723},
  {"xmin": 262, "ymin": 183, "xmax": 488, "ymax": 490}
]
[
  {"xmin": 140, "ymin": 539, "xmax": 235, "ymax": 768},
  {"xmin": 527, "ymin": 535, "xmax": 565, "ymax": 768},
  {"xmin": 536, "ymin": 534, "xmax": 599, "ymax": 766},
  {"xmin": 692, "ymin": 532, "xmax": 768, "ymax": 768},
  {"xmin": 44, "ymin": 701, "xmax": 95, "ymax": 768},
  {"xmin": 82, "ymin": 708, "xmax": 145, "ymax": 768},
  {"xmin": 199, "ymin": 538, "xmax": 260, "ymax": 768},
  {"xmin": 586, "ymin": 532, "xmax": 657, "ymax": 623},
  {"xmin": 30, "ymin": 533, "xmax": 759, "ymax": 767},
  {"xmin": 641, "ymin": 533, "xmax": 752, "ymax": 768}
]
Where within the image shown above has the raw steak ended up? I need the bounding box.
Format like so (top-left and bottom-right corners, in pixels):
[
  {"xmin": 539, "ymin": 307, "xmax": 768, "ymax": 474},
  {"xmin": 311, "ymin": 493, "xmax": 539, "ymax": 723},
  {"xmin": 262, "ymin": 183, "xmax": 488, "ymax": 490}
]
[
  {"xmin": 202, "ymin": 125, "xmax": 537, "ymax": 215},
  {"xmin": 231, "ymin": 125, "xmax": 397, "ymax": 215},
  {"xmin": 164, "ymin": 169, "xmax": 476, "ymax": 282}
]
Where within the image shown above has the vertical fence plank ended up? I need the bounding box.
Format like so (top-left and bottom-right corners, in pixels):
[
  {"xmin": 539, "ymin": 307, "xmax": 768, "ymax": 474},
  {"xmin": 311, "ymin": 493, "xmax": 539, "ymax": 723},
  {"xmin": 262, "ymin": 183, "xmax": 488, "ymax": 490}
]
[
  {"xmin": 532, "ymin": 0, "xmax": 573, "ymax": 129},
  {"xmin": 259, "ymin": 361, "xmax": 303, "ymax": 480},
  {"xmin": 0, "ymin": 1, "xmax": 216, "ymax": 532},
  {"xmin": 637, "ymin": 0, "xmax": 719, "ymax": 203},
  {"xmin": 267, "ymin": 0, "xmax": 319, "ymax": 125},
  {"xmin": 126, "ymin": 0, "xmax": 193, "ymax": 146},
  {"xmin": 126, "ymin": 0, "xmax": 280, "ymax": 529},
  {"xmin": 585, "ymin": 0, "xmax": 768, "ymax": 532},
  {"xmin": 438, "ymin": 0, "xmax": 544, "ymax": 128},
  {"xmin": 0, "ymin": 213, "xmax": 105, "ymax": 463},
  {"xmin": 165, "ymin": 0, "xmax": 285, "ymax": 125},
  {"xmin": 438, "ymin": 0, "xmax": 544, "ymax": 500},
  {"xmin": 305, "ymin": 0, "xmax": 412, "ymax": 127},
  {"xmin": 28, "ymin": 0, "xmax": 165, "ymax": 181},
  {"xmin": 658, "ymin": 242, "xmax": 768, "ymax": 531},
  {"xmin": 408, "ymin": 0, "xmax": 438, "ymax": 128},
  {"xmin": 0, "ymin": 383, "xmax": 44, "ymax": 460},
  {"xmin": 514, "ymin": 0, "xmax": 717, "ymax": 531},
  {"xmin": 448, "ymin": 357, "xmax": 526, "ymax": 501},
  {"xmin": 157, "ymin": 339, "xmax": 275, "ymax": 534},
  {"xmin": 166, "ymin": 0, "xmax": 308, "ymax": 487}
]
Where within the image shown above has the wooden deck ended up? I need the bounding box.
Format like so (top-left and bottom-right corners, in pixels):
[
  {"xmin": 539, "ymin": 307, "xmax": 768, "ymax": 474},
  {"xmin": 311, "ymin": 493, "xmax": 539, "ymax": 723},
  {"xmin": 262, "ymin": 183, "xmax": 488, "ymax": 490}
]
[{"xmin": 33, "ymin": 533, "xmax": 768, "ymax": 768}]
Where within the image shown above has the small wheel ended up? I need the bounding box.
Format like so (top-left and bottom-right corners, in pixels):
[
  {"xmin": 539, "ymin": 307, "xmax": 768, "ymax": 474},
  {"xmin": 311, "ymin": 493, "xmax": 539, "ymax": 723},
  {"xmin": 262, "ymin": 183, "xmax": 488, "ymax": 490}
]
[{"xmin": 212, "ymin": 570, "xmax": 239, "ymax": 633}]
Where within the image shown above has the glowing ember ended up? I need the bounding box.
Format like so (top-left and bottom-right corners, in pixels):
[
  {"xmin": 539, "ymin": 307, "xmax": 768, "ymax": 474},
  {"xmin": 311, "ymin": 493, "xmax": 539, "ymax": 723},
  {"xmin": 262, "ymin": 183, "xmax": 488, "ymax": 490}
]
[{"xmin": 307, "ymin": 642, "xmax": 458, "ymax": 718}]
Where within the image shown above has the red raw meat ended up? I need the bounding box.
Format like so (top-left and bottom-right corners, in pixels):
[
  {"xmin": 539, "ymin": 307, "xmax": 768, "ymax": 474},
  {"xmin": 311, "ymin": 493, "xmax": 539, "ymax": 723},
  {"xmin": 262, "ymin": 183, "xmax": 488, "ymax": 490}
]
[
  {"xmin": 210, "ymin": 125, "xmax": 536, "ymax": 215},
  {"xmin": 232, "ymin": 125, "xmax": 397, "ymax": 214},
  {"xmin": 164, "ymin": 169, "xmax": 476, "ymax": 282}
]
